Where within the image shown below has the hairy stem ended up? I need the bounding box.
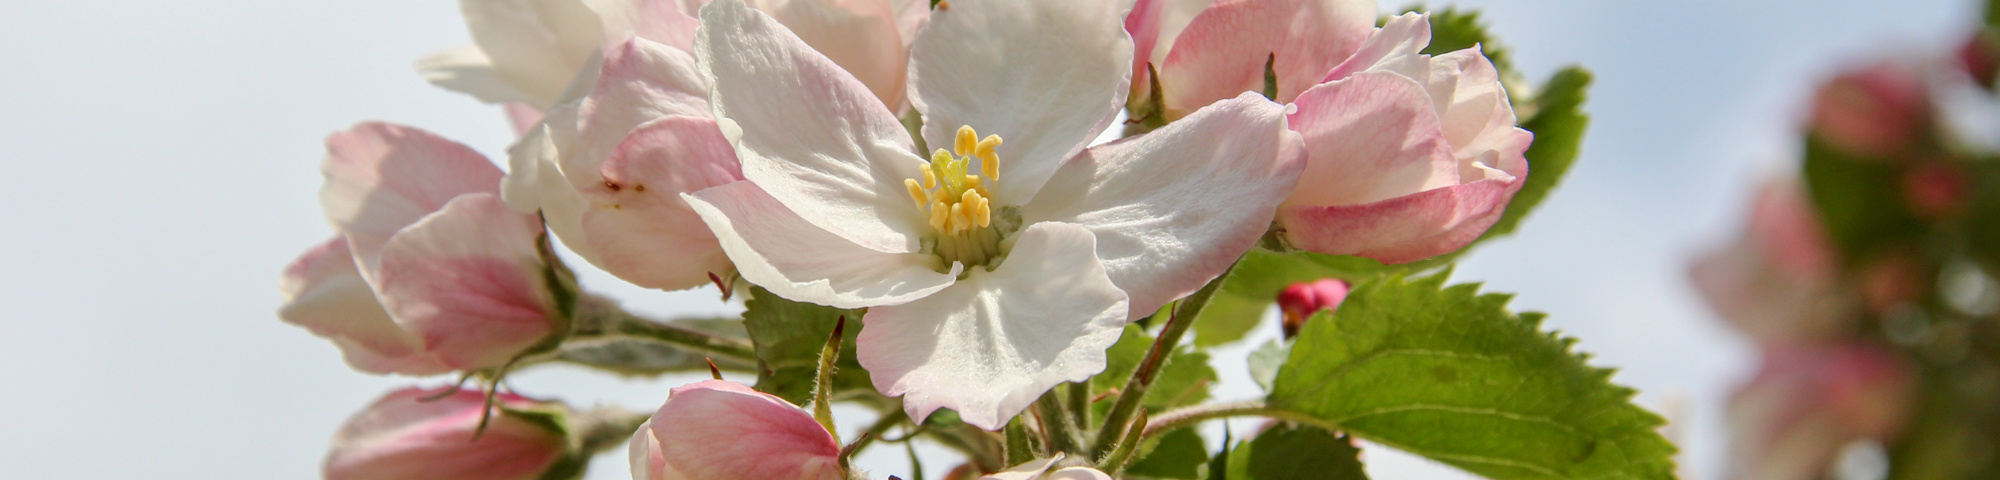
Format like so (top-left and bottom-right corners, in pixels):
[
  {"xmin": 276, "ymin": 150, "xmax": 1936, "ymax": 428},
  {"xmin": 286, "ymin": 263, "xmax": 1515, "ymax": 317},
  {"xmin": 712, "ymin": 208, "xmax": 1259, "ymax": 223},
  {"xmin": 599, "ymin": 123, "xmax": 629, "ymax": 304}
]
[
  {"xmin": 1037, "ymin": 390, "xmax": 1083, "ymax": 456},
  {"xmin": 574, "ymin": 408, "xmax": 653, "ymax": 455},
  {"xmin": 1089, "ymin": 263, "xmax": 1235, "ymax": 456},
  {"xmin": 571, "ymin": 296, "xmax": 757, "ymax": 360},
  {"xmin": 1140, "ymin": 400, "xmax": 1330, "ymax": 440}
]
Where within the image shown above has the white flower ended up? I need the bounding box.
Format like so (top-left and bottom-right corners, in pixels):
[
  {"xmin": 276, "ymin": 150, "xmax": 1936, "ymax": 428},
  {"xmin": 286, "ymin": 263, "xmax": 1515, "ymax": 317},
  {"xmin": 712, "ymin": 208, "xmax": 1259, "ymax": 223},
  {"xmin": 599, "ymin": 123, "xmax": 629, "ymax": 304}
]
[{"xmin": 684, "ymin": 0, "xmax": 1305, "ymax": 429}]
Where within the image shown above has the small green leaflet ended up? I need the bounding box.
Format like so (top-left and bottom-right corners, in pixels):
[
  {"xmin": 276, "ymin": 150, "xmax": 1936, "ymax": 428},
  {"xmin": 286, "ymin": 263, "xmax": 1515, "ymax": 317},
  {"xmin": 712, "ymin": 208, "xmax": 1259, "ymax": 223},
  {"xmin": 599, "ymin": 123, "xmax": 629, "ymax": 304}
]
[
  {"xmin": 1127, "ymin": 427, "xmax": 1208, "ymax": 479},
  {"xmin": 557, "ymin": 318, "xmax": 753, "ymax": 377},
  {"xmin": 1267, "ymin": 273, "xmax": 1676, "ymax": 479}
]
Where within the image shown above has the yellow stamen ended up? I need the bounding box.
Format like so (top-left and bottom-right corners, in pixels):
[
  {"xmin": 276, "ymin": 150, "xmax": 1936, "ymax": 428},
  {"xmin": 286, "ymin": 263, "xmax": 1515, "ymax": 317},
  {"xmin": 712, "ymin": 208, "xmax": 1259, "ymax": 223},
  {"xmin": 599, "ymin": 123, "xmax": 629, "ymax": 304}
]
[
  {"xmin": 976, "ymin": 135, "xmax": 1002, "ymax": 180},
  {"xmin": 905, "ymin": 179, "xmax": 929, "ymax": 209},
  {"xmin": 955, "ymin": 125, "xmax": 977, "ymax": 157},
  {"xmin": 905, "ymin": 125, "xmax": 1006, "ymax": 244}
]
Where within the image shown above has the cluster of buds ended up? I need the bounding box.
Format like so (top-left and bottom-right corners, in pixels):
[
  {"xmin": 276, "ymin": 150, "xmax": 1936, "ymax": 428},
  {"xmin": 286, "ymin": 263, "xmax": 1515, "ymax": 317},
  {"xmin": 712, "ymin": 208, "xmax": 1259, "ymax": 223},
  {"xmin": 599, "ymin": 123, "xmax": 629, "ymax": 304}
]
[{"xmin": 1693, "ymin": 16, "xmax": 2000, "ymax": 479}]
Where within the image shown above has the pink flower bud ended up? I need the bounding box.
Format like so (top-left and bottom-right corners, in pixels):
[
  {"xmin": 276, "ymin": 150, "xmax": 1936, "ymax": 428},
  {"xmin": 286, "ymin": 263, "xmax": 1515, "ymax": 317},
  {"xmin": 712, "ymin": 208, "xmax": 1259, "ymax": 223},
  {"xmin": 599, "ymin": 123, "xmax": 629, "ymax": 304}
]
[
  {"xmin": 282, "ymin": 122, "xmax": 563, "ymax": 375},
  {"xmin": 1726, "ymin": 344, "xmax": 1913, "ymax": 480},
  {"xmin": 325, "ymin": 386, "xmax": 571, "ymax": 480},
  {"xmin": 1690, "ymin": 180, "xmax": 1853, "ymax": 342},
  {"xmin": 1809, "ymin": 61, "xmax": 1932, "ymax": 158},
  {"xmin": 1958, "ymin": 32, "xmax": 1999, "ymax": 89},
  {"xmin": 630, "ymin": 380, "xmax": 843, "ymax": 480},
  {"xmin": 1278, "ymin": 279, "xmax": 1350, "ymax": 338}
]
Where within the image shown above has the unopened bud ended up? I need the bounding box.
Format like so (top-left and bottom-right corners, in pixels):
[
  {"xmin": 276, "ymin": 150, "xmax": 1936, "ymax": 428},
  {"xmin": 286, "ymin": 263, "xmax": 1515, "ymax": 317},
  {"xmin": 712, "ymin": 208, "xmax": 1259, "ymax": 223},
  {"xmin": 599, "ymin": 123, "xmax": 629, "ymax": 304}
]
[{"xmin": 1278, "ymin": 279, "xmax": 1351, "ymax": 339}]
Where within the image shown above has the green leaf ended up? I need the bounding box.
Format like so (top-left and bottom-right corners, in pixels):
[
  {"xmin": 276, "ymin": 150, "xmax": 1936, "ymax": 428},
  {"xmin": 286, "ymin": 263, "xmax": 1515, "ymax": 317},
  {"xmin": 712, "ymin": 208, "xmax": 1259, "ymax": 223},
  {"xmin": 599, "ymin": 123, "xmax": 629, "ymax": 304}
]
[
  {"xmin": 1225, "ymin": 424, "xmax": 1368, "ymax": 480},
  {"xmin": 1481, "ymin": 66, "xmax": 1592, "ymax": 240},
  {"xmin": 1267, "ymin": 273, "xmax": 1676, "ymax": 479},
  {"xmin": 742, "ymin": 287, "xmax": 869, "ymax": 405},
  {"xmin": 1248, "ymin": 340, "xmax": 1290, "ymax": 393},
  {"xmin": 557, "ymin": 318, "xmax": 753, "ymax": 377},
  {"xmin": 1204, "ymin": 429, "xmax": 1233, "ymax": 480},
  {"xmin": 1406, "ymin": 6, "xmax": 1513, "ymax": 76},
  {"xmin": 1128, "ymin": 427, "xmax": 1209, "ymax": 479},
  {"xmin": 1093, "ymin": 325, "xmax": 1219, "ymax": 416}
]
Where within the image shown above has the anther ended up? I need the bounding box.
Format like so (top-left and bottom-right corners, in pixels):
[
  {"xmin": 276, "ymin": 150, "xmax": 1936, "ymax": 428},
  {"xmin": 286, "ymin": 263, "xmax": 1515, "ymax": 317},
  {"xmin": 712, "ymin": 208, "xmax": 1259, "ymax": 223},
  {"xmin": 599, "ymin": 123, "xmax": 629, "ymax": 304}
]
[
  {"xmin": 976, "ymin": 135, "xmax": 1002, "ymax": 180},
  {"xmin": 905, "ymin": 179, "xmax": 928, "ymax": 209},
  {"xmin": 955, "ymin": 125, "xmax": 977, "ymax": 157}
]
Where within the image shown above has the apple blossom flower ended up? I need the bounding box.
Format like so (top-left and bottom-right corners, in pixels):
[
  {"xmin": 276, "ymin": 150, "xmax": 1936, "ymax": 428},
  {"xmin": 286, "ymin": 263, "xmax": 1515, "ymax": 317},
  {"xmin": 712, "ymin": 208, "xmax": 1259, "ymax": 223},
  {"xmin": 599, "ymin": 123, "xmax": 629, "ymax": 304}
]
[
  {"xmin": 281, "ymin": 122, "xmax": 562, "ymax": 375},
  {"xmin": 324, "ymin": 386, "xmax": 572, "ymax": 480},
  {"xmin": 500, "ymin": 0, "xmax": 930, "ymax": 290},
  {"xmin": 682, "ymin": 0, "xmax": 1304, "ymax": 429},
  {"xmin": 1725, "ymin": 344, "xmax": 1912, "ymax": 480},
  {"xmin": 1273, "ymin": 13, "xmax": 1532, "ymax": 264},
  {"xmin": 628, "ymin": 380, "xmax": 844, "ymax": 480},
  {"xmin": 1125, "ymin": 0, "xmax": 1377, "ymax": 120},
  {"xmin": 980, "ymin": 455, "xmax": 1111, "ymax": 480},
  {"xmin": 1809, "ymin": 60, "xmax": 1933, "ymax": 159},
  {"xmin": 1277, "ymin": 278, "xmax": 1349, "ymax": 338},
  {"xmin": 1690, "ymin": 180, "xmax": 1855, "ymax": 342}
]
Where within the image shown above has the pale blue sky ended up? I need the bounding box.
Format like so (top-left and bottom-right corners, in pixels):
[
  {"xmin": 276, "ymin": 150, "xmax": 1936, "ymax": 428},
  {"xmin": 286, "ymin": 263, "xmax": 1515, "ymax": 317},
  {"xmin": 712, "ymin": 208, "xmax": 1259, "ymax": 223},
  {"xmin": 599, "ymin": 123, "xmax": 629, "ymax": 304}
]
[{"xmin": 0, "ymin": 0, "xmax": 1975, "ymax": 478}]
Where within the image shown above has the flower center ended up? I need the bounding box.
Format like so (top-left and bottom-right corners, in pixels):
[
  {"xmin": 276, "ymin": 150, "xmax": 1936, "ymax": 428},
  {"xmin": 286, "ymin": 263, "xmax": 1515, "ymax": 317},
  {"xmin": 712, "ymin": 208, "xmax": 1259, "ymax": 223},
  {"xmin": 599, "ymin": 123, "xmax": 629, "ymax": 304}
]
[{"xmin": 906, "ymin": 125, "xmax": 1007, "ymax": 268}]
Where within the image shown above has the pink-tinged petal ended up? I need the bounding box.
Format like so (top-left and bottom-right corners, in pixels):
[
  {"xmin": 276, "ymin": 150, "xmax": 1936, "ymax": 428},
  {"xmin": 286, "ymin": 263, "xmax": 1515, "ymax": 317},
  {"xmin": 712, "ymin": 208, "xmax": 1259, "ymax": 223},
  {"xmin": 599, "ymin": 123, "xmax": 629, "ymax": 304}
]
[
  {"xmin": 1025, "ymin": 93, "xmax": 1302, "ymax": 319},
  {"xmin": 279, "ymin": 238, "xmax": 452, "ymax": 376},
  {"xmin": 321, "ymin": 122, "xmax": 504, "ymax": 276},
  {"xmin": 326, "ymin": 387, "xmax": 568, "ymax": 480},
  {"xmin": 698, "ymin": 0, "xmax": 929, "ymax": 253},
  {"xmin": 650, "ymin": 380, "xmax": 843, "ymax": 480},
  {"xmin": 569, "ymin": 37, "xmax": 712, "ymax": 190},
  {"xmin": 459, "ymin": 0, "xmax": 606, "ymax": 108},
  {"xmin": 859, "ymin": 222, "xmax": 1128, "ymax": 430},
  {"xmin": 1155, "ymin": 0, "xmax": 1374, "ymax": 113},
  {"xmin": 375, "ymin": 194, "xmax": 557, "ymax": 371},
  {"xmin": 587, "ymin": 0, "xmax": 702, "ymax": 51},
  {"xmin": 627, "ymin": 420, "xmax": 678, "ymax": 480},
  {"xmin": 1809, "ymin": 60, "xmax": 1934, "ymax": 158},
  {"xmin": 576, "ymin": 116, "xmax": 742, "ymax": 290},
  {"xmin": 751, "ymin": 0, "xmax": 911, "ymax": 112},
  {"xmin": 1689, "ymin": 180, "xmax": 1852, "ymax": 342},
  {"xmin": 684, "ymin": 181, "xmax": 957, "ymax": 308},
  {"xmin": 1283, "ymin": 73, "xmax": 1458, "ymax": 208},
  {"xmin": 503, "ymin": 103, "xmax": 544, "ymax": 137},
  {"xmin": 910, "ymin": 0, "xmax": 1134, "ymax": 204},
  {"xmin": 1320, "ymin": 12, "xmax": 1432, "ymax": 84},
  {"xmin": 415, "ymin": 46, "xmax": 541, "ymax": 106},
  {"xmin": 1278, "ymin": 174, "xmax": 1520, "ymax": 265}
]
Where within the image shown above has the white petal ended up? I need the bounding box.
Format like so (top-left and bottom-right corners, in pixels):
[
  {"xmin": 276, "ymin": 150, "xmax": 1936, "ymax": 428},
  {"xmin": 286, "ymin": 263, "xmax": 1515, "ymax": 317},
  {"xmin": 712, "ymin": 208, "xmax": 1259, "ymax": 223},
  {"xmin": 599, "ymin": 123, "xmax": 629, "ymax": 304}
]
[
  {"xmin": 683, "ymin": 181, "xmax": 957, "ymax": 309},
  {"xmin": 1025, "ymin": 93, "xmax": 1302, "ymax": 319},
  {"xmin": 980, "ymin": 455, "xmax": 1061, "ymax": 480},
  {"xmin": 858, "ymin": 222, "xmax": 1128, "ymax": 430},
  {"xmin": 460, "ymin": 0, "xmax": 606, "ymax": 107},
  {"xmin": 586, "ymin": 0, "xmax": 701, "ymax": 50},
  {"xmin": 908, "ymin": 0, "xmax": 1134, "ymax": 203},
  {"xmin": 414, "ymin": 45, "xmax": 541, "ymax": 106},
  {"xmin": 697, "ymin": 0, "xmax": 929, "ymax": 253},
  {"xmin": 1322, "ymin": 12, "xmax": 1432, "ymax": 84}
]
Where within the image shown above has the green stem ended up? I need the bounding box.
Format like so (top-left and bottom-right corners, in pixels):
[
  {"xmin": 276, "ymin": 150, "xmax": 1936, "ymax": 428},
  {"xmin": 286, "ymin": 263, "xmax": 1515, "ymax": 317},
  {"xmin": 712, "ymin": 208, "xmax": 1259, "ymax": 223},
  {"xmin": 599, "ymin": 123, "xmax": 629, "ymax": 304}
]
[
  {"xmin": 1088, "ymin": 263, "xmax": 1235, "ymax": 456},
  {"xmin": 1096, "ymin": 409, "xmax": 1149, "ymax": 472},
  {"xmin": 928, "ymin": 423, "xmax": 1005, "ymax": 473},
  {"xmin": 1139, "ymin": 400, "xmax": 1329, "ymax": 441},
  {"xmin": 843, "ymin": 402, "xmax": 907, "ymax": 455},
  {"xmin": 1065, "ymin": 382, "xmax": 1092, "ymax": 435},
  {"xmin": 1037, "ymin": 390, "xmax": 1083, "ymax": 456},
  {"xmin": 573, "ymin": 296, "xmax": 758, "ymax": 360},
  {"xmin": 1005, "ymin": 416, "xmax": 1035, "ymax": 467}
]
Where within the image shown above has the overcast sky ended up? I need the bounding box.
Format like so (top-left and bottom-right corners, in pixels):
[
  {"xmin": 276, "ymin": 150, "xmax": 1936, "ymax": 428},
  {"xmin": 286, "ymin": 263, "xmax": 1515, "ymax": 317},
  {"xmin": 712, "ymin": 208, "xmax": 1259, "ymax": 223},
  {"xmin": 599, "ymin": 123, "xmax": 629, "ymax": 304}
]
[{"xmin": 0, "ymin": 0, "xmax": 1976, "ymax": 478}]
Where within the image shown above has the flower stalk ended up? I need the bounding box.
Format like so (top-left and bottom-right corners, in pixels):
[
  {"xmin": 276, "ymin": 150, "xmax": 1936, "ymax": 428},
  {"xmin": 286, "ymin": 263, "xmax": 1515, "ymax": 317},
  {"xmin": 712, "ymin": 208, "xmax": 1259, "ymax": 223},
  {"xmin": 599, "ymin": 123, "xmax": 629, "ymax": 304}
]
[{"xmin": 1089, "ymin": 262, "xmax": 1236, "ymax": 456}]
